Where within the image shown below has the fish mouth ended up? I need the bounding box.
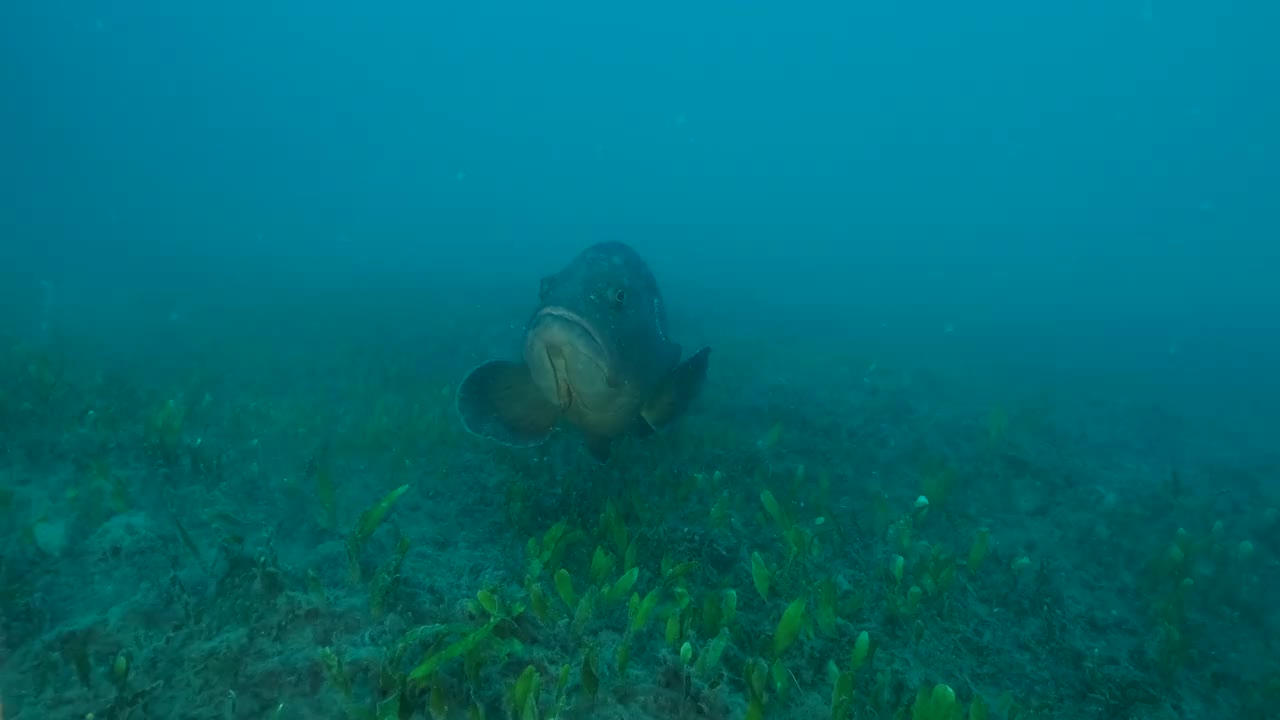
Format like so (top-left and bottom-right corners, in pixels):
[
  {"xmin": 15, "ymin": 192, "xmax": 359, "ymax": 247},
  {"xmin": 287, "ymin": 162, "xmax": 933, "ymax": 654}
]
[
  {"xmin": 529, "ymin": 306, "xmax": 612, "ymax": 369},
  {"xmin": 525, "ymin": 306, "xmax": 616, "ymax": 409},
  {"xmin": 534, "ymin": 306, "xmax": 608, "ymax": 353}
]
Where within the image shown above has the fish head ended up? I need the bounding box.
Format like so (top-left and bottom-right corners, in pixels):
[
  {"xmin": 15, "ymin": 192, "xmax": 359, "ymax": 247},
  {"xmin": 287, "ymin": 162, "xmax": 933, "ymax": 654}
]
[{"xmin": 523, "ymin": 242, "xmax": 679, "ymax": 432}]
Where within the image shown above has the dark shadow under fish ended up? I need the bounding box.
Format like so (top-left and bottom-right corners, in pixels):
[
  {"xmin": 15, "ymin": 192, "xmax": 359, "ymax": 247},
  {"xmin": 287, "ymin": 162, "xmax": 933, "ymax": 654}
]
[{"xmin": 456, "ymin": 242, "xmax": 710, "ymax": 462}]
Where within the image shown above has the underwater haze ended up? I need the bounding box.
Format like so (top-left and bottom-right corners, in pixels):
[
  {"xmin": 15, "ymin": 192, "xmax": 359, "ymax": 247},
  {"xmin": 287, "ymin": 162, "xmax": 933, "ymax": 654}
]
[{"xmin": 2, "ymin": 0, "xmax": 1279, "ymax": 718}]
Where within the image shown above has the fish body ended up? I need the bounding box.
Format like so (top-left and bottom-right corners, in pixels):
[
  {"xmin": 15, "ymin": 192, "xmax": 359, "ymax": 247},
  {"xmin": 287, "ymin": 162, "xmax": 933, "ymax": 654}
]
[{"xmin": 456, "ymin": 242, "xmax": 710, "ymax": 461}]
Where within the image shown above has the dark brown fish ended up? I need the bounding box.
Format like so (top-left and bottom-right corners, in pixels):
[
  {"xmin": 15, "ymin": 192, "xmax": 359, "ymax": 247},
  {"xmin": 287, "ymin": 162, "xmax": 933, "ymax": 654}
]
[{"xmin": 456, "ymin": 242, "xmax": 710, "ymax": 461}]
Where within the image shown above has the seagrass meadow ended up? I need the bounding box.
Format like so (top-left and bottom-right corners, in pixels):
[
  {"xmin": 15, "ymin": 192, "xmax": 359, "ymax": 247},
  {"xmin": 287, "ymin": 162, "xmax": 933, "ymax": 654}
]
[{"xmin": 0, "ymin": 317, "xmax": 1277, "ymax": 720}]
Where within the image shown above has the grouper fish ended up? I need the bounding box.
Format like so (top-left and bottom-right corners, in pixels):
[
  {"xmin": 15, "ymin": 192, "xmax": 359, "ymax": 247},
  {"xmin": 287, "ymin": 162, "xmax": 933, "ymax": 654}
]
[{"xmin": 456, "ymin": 241, "xmax": 711, "ymax": 461}]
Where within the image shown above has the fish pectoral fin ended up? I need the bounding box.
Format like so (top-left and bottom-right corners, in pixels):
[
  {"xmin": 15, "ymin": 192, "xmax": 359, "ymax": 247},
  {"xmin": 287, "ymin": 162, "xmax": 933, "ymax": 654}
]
[
  {"xmin": 639, "ymin": 345, "xmax": 711, "ymax": 432},
  {"xmin": 456, "ymin": 360, "xmax": 560, "ymax": 447},
  {"xmin": 583, "ymin": 433, "xmax": 614, "ymax": 463}
]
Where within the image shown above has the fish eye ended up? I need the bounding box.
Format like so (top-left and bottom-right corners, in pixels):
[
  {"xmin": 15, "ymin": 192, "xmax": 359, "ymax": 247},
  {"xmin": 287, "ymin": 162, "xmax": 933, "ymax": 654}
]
[{"xmin": 611, "ymin": 288, "xmax": 626, "ymax": 305}]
